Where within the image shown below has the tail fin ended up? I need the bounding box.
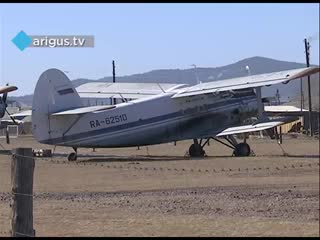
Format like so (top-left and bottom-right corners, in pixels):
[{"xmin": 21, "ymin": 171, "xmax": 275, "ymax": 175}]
[{"xmin": 32, "ymin": 68, "xmax": 83, "ymax": 143}]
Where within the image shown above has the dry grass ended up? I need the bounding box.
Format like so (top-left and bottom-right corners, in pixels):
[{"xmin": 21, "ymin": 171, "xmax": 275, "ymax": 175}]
[{"xmin": 0, "ymin": 135, "xmax": 319, "ymax": 237}]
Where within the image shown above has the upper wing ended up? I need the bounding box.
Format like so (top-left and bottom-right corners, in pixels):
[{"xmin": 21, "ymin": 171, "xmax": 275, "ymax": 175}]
[
  {"xmin": 172, "ymin": 67, "xmax": 319, "ymax": 98},
  {"xmin": 10, "ymin": 109, "xmax": 32, "ymax": 120},
  {"xmin": 0, "ymin": 85, "xmax": 18, "ymax": 94},
  {"xmin": 76, "ymin": 82, "xmax": 188, "ymax": 100}
]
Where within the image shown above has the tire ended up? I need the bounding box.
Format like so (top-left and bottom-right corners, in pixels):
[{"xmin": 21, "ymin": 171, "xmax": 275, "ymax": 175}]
[
  {"xmin": 68, "ymin": 152, "xmax": 77, "ymax": 161},
  {"xmin": 189, "ymin": 144, "xmax": 205, "ymax": 157},
  {"xmin": 234, "ymin": 143, "xmax": 251, "ymax": 157}
]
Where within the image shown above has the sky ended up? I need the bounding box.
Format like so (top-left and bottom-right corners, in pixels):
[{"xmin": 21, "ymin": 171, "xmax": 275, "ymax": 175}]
[{"xmin": 0, "ymin": 3, "xmax": 319, "ymax": 96}]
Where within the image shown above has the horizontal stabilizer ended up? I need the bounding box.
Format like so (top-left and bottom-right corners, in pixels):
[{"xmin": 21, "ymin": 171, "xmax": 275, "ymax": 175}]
[{"xmin": 51, "ymin": 105, "xmax": 115, "ymax": 116}]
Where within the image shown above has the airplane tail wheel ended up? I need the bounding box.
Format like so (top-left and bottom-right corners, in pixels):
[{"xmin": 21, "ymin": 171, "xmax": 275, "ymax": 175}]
[
  {"xmin": 68, "ymin": 152, "xmax": 77, "ymax": 161},
  {"xmin": 189, "ymin": 144, "xmax": 205, "ymax": 157},
  {"xmin": 234, "ymin": 143, "xmax": 251, "ymax": 157}
]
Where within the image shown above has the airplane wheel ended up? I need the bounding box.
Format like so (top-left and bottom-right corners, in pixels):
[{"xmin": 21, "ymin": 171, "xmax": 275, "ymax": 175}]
[
  {"xmin": 189, "ymin": 144, "xmax": 205, "ymax": 157},
  {"xmin": 68, "ymin": 152, "xmax": 77, "ymax": 161},
  {"xmin": 234, "ymin": 143, "xmax": 251, "ymax": 157}
]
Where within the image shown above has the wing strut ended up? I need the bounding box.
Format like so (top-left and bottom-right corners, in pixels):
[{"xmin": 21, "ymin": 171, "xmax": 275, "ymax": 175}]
[{"xmin": 255, "ymin": 86, "xmax": 265, "ymax": 120}]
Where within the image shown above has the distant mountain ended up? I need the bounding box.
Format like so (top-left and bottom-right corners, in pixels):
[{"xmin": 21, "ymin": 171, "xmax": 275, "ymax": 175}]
[{"xmin": 9, "ymin": 56, "xmax": 318, "ymax": 109}]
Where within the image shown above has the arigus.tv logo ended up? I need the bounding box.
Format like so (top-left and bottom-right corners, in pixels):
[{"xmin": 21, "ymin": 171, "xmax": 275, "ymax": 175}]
[
  {"xmin": 12, "ymin": 31, "xmax": 32, "ymax": 51},
  {"xmin": 12, "ymin": 31, "xmax": 94, "ymax": 50}
]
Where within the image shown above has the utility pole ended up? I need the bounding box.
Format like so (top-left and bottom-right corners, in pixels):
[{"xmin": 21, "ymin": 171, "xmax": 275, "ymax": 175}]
[
  {"xmin": 112, "ymin": 60, "xmax": 116, "ymax": 105},
  {"xmin": 304, "ymin": 38, "xmax": 313, "ymax": 136},
  {"xmin": 300, "ymin": 78, "xmax": 304, "ymax": 111},
  {"xmin": 275, "ymin": 89, "xmax": 280, "ymax": 105}
]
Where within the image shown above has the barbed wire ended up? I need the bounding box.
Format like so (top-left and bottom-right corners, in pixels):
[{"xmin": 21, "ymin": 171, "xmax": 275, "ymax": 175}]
[
  {"xmin": 11, "ymin": 191, "xmax": 33, "ymax": 198},
  {"xmin": 8, "ymin": 152, "xmax": 320, "ymax": 177}
]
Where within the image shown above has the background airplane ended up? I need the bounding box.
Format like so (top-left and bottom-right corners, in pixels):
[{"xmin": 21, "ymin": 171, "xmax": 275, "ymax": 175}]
[
  {"xmin": 0, "ymin": 85, "xmax": 19, "ymax": 144},
  {"xmin": 30, "ymin": 66, "xmax": 319, "ymax": 161}
]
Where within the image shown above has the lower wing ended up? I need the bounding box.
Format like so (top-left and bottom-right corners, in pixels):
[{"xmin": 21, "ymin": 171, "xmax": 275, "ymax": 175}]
[{"xmin": 215, "ymin": 116, "xmax": 298, "ymax": 137}]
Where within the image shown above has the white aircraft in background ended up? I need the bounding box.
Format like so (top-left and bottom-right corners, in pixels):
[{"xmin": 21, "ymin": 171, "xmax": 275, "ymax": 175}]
[
  {"xmin": 30, "ymin": 67, "xmax": 319, "ymax": 161},
  {"xmin": 0, "ymin": 85, "xmax": 19, "ymax": 143},
  {"xmin": 0, "ymin": 85, "xmax": 18, "ymax": 118}
]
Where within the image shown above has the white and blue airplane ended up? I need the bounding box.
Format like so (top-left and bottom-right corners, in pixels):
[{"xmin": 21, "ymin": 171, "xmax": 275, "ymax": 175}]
[{"xmin": 31, "ymin": 67, "xmax": 319, "ymax": 161}]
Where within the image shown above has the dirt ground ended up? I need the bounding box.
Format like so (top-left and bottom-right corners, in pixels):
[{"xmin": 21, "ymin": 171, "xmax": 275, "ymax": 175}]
[{"xmin": 0, "ymin": 134, "xmax": 319, "ymax": 237}]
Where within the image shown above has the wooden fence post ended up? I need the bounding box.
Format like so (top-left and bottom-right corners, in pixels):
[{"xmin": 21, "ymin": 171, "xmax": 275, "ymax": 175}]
[{"xmin": 11, "ymin": 148, "xmax": 35, "ymax": 237}]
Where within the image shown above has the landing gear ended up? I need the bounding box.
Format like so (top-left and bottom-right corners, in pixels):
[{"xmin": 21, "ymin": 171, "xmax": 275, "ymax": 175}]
[
  {"xmin": 68, "ymin": 153, "xmax": 77, "ymax": 161},
  {"xmin": 233, "ymin": 142, "xmax": 251, "ymax": 157},
  {"xmin": 188, "ymin": 139, "xmax": 206, "ymax": 157},
  {"xmin": 68, "ymin": 147, "xmax": 78, "ymax": 161},
  {"xmin": 210, "ymin": 135, "xmax": 253, "ymax": 157}
]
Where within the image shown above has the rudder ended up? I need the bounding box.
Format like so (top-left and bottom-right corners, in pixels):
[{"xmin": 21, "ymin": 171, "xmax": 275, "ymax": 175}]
[{"xmin": 32, "ymin": 68, "xmax": 83, "ymax": 143}]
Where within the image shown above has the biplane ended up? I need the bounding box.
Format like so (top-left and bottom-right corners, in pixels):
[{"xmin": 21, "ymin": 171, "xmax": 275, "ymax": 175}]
[{"xmin": 30, "ymin": 67, "xmax": 319, "ymax": 160}]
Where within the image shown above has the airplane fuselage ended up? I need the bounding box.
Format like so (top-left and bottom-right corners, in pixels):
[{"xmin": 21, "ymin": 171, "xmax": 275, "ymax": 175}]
[
  {"xmin": 39, "ymin": 89, "xmax": 258, "ymax": 148},
  {"xmin": 31, "ymin": 67, "xmax": 320, "ymax": 152}
]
